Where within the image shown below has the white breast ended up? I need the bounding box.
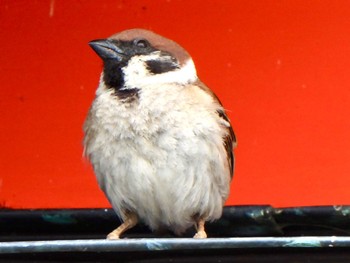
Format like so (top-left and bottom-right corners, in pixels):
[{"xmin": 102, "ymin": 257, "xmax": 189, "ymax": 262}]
[{"xmin": 84, "ymin": 79, "xmax": 231, "ymax": 234}]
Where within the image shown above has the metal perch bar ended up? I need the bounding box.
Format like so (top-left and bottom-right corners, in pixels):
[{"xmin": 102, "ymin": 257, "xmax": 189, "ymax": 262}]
[{"xmin": 2, "ymin": 237, "xmax": 350, "ymax": 254}]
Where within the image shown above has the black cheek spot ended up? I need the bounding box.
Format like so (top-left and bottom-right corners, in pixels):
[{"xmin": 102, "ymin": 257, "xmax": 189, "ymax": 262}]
[{"xmin": 146, "ymin": 60, "xmax": 179, "ymax": 74}]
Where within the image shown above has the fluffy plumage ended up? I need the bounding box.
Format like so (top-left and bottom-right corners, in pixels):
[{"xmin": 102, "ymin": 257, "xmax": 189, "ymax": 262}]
[{"xmin": 83, "ymin": 29, "xmax": 236, "ymax": 238}]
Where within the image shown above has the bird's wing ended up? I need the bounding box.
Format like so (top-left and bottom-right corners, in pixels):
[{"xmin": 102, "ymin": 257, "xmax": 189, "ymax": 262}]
[{"xmin": 196, "ymin": 80, "xmax": 237, "ymax": 179}]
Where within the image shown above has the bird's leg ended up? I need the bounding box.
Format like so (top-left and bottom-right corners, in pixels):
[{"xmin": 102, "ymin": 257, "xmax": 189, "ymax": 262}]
[
  {"xmin": 107, "ymin": 212, "xmax": 138, "ymax": 239},
  {"xmin": 193, "ymin": 218, "xmax": 207, "ymax": 239}
]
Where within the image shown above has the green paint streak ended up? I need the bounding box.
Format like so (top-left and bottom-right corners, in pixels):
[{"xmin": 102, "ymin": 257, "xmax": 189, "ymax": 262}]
[
  {"xmin": 42, "ymin": 213, "xmax": 77, "ymax": 224},
  {"xmin": 247, "ymin": 210, "xmax": 265, "ymax": 219},
  {"xmin": 283, "ymin": 239, "xmax": 322, "ymax": 248},
  {"xmin": 292, "ymin": 209, "xmax": 305, "ymax": 216},
  {"xmin": 341, "ymin": 208, "xmax": 350, "ymax": 216},
  {"xmin": 146, "ymin": 241, "xmax": 167, "ymax": 250}
]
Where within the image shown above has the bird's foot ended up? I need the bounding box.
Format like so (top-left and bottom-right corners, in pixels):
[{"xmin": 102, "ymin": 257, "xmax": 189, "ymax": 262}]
[
  {"xmin": 193, "ymin": 218, "xmax": 207, "ymax": 239},
  {"xmin": 107, "ymin": 231, "xmax": 121, "ymax": 240},
  {"xmin": 193, "ymin": 230, "xmax": 207, "ymax": 239},
  {"xmin": 106, "ymin": 212, "xmax": 138, "ymax": 240}
]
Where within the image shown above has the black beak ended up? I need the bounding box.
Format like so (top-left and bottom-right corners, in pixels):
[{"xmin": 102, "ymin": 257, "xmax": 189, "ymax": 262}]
[{"xmin": 89, "ymin": 39, "xmax": 125, "ymax": 61}]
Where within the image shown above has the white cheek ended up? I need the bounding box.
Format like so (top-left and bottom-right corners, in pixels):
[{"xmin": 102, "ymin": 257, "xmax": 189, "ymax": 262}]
[
  {"xmin": 123, "ymin": 56, "xmax": 198, "ymax": 88},
  {"xmin": 153, "ymin": 59, "xmax": 197, "ymax": 85},
  {"xmin": 122, "ymin": 56, "xmax": 149, "ymax": 82}
]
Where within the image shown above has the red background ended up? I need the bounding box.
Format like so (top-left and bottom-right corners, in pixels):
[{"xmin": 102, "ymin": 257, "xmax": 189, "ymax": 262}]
[{"xmin": 1, "ymin": 0, "xmax": 350, "ymax": 209}]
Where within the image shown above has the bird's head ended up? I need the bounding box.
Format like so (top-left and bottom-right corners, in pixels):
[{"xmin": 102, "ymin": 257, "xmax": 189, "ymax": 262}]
[{"xmin": 89, "ymin": 29, "xmax": 198, "ymax": 95}]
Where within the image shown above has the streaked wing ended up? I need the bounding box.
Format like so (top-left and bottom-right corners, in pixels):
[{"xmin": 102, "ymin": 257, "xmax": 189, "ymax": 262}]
[{"xmin": 196, "ymin": 80, "xmax": 237, "ymax": 179}]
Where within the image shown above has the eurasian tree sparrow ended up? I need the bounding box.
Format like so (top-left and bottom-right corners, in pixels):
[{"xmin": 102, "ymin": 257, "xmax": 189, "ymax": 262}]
[{"xmin": 84, "ymin": 29, "xmax": 236, "ymax": 239}]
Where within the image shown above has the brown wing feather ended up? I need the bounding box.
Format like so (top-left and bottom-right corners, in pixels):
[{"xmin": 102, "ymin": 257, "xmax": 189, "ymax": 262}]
[
  {"xmin": 216, "ymin": 109, "xmax": 236, "ymax": 178},
  {"xmin": 195, "ymin": 80, "xmax": 237, "ymax": 179}
]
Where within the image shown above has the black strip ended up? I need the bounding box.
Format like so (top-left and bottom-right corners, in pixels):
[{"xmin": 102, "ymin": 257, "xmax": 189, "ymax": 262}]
[
  {"xmin": 146, "ymin": 60, "xmax": 179, "ymax": 74},
  {"xmin": 114, "ymin": 88, "xmax": 139, "ymax": 102}
]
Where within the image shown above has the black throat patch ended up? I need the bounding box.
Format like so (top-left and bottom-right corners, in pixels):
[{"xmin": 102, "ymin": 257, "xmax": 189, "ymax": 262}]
[
  {"xmin": 103, "ymin": 60, "xmax": 126, "ymax": 90},
  {"xmin": 102, "ymin": 60, "xmax": 139, "ymax": 103}
]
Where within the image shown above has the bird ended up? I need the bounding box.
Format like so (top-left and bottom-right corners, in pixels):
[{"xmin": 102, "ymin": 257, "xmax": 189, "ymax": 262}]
[{"xmin": 83, "ymin": 28, "xmax": 236, "ymax": 239}]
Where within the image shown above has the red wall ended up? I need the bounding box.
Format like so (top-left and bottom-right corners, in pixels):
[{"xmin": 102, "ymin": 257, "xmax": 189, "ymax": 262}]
[{"xmin": 1, "ymin": 0, "xmax": 350, "ymax": 209}]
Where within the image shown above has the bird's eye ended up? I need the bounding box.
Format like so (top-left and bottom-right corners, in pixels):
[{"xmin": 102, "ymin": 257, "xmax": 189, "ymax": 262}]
[{"xmin": 134, "ymin": 39, "xmax": 149, "ymax": 48}]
